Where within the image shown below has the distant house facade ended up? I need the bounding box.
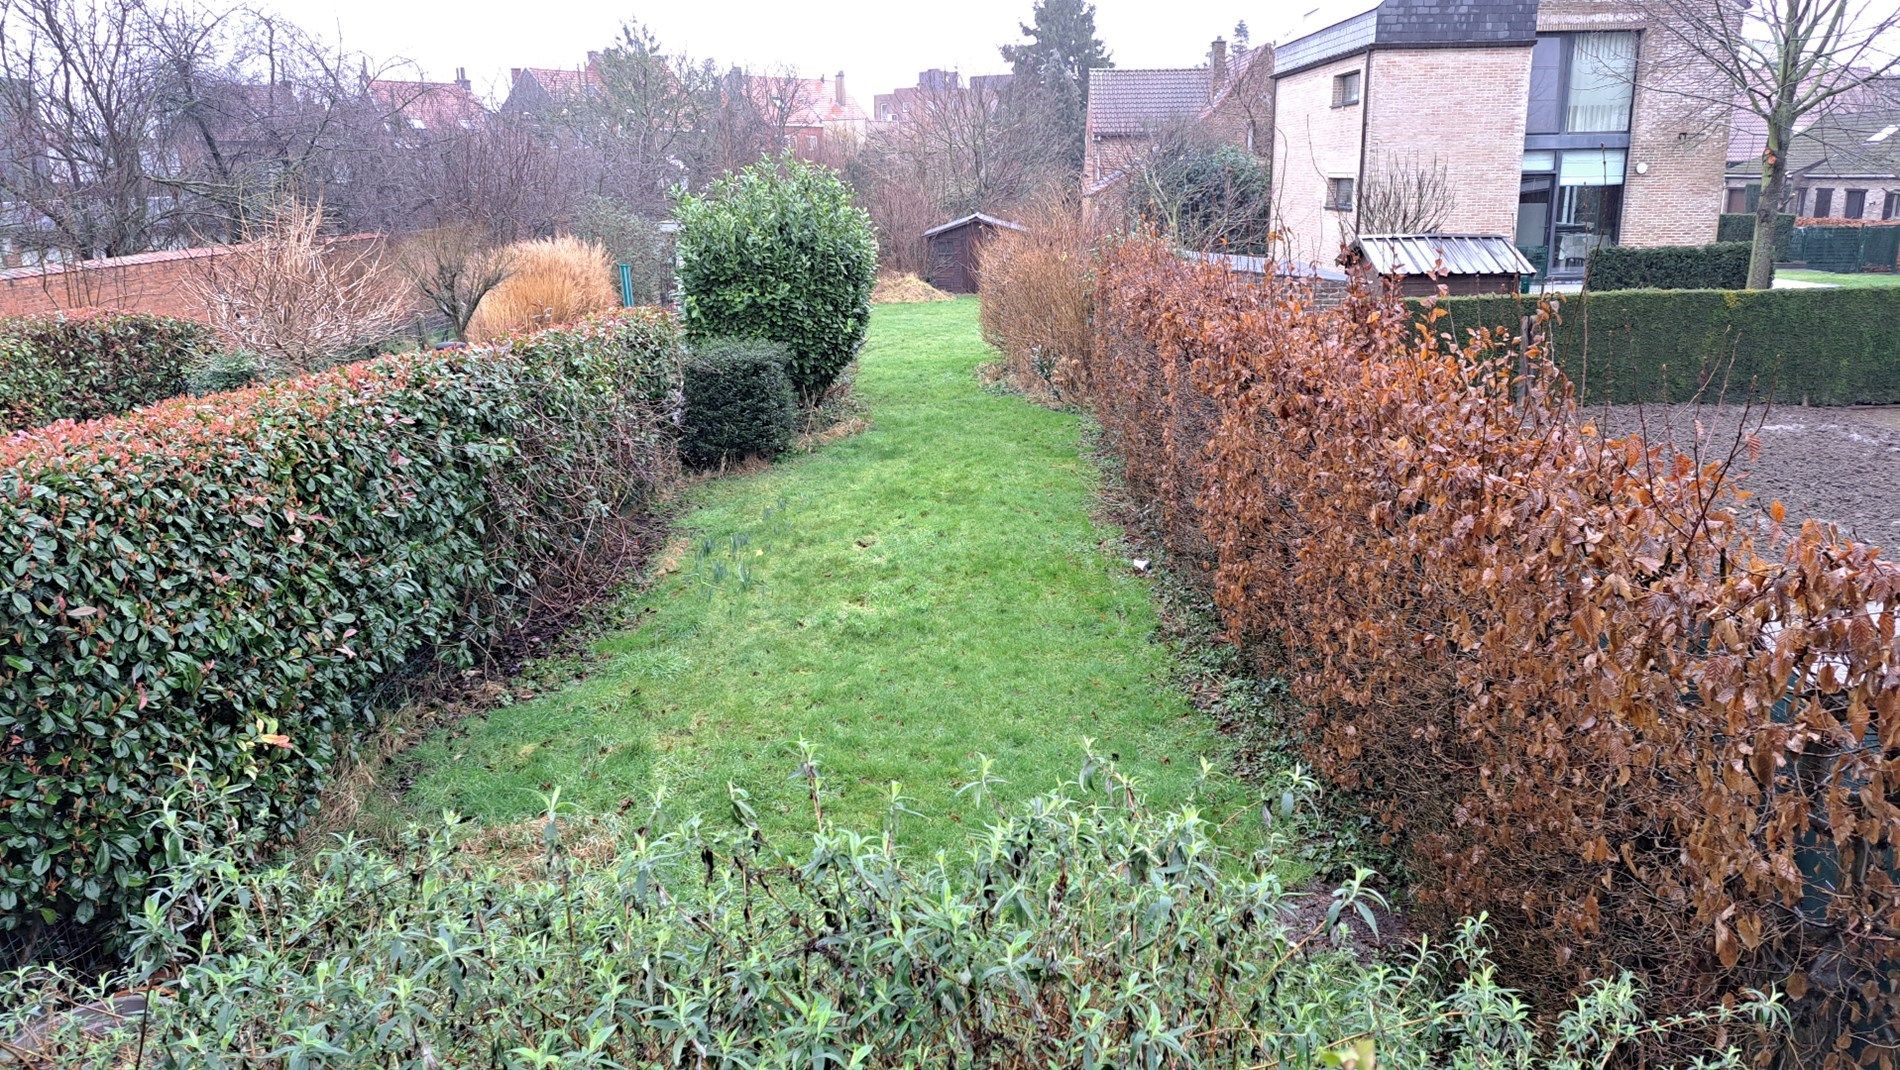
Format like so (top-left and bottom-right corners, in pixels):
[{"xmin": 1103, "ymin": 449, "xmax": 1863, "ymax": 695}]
[
  {"xmin": 1088, "ymin": 0, "xmax": 1729, "ymax": 283},
  {"xmin": 368, "ymin": 70, "xmax": 488, "ymax": 135},
  {"xmin": 502, "ymin": 56, "xmax": 603, "ymax": 119},
  {"xmin": 742, "ymin": 72, "xmax": 870, "ymax": 159},
  {"xmin": 1083, "ymin": 37, "xmax": 1273, "ymax": 194},
  {"xmin": 1723, "ymin": 77, "xmax": 1899, "ymax": 217},
  {"xmin": 874, "ymin": 70, "xmax": 1015, "ymax": 125}
]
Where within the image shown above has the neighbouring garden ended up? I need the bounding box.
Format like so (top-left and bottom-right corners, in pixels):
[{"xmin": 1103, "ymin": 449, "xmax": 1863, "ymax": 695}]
[{"xmin": 4, "ymin": 152, "xmax": 1899, "ymax": 1068}]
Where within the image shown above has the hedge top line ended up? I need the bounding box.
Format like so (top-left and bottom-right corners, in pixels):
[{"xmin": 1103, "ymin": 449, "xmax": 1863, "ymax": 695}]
[{"xmin": 1, "ymin": 306, "xmax": 674, "ymax": 470}]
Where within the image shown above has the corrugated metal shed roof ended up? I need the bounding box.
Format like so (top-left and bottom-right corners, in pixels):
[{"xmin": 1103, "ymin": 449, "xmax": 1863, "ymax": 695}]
[
  {"xmin": 1186, "ymin": 250, "xmax": 1350, "ymax": 282},
  {"xmin": 1353, "ymin": 234, "xmax": 1534, "ymax": 276},
  {"xmin": 923, "ymin": 213, "xmax": 1027, "ymax": 238}
]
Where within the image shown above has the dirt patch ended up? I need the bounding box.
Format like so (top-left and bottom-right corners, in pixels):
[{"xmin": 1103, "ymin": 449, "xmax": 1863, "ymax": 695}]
[{"xmin": 1588, "ymin": 403, "xmax": 1900, "ymax": 546}]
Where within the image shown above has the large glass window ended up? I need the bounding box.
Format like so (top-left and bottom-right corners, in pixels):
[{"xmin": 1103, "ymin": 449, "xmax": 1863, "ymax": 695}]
[
  {"xmin": 1565, "ymin": 33, "xmax": 1638, "ymax": 133},
  {"xmin": 1526, "ymin": 36, "xmax": 1563, "ymax": 134},
  {"xmin": 1525, "ymin": 32, "xmax": 1639, "ymax": 135},
  {"xmin": 1553, "ymin": 149, "xmax": 1625, "ymax": 274},
  {"xmin": 1520, "ymin": 149, "xmax": 1626, "ymax": 277}
]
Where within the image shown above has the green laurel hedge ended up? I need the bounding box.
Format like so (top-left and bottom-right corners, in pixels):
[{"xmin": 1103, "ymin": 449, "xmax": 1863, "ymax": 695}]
[
  {"xmin": 681, "ymin": 337, "xmax": 797, "ymax": 468},
  {"xmin": 1415, "ymin": 287, "xmax": 1900, "ymax": 405},
  {"xmin": 0, "ymin": 308, "xmax": 683, "ymax": 937},
  {"xmin": 674, "ymin": 155, "xmax": 877, "ymax": 402},
  {"xmin": 1586, "ymin": 242, "xmax": 1753, "ymax": 291},
  {"xmin": 0, "ymin": 312, "xmax": 212, "ymax": 433}
]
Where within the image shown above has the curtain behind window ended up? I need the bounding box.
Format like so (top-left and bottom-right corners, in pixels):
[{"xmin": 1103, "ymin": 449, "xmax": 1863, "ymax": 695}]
[{"xmin": 1565, "ymin": 32, "xmax": 1637, "ymax": 132}]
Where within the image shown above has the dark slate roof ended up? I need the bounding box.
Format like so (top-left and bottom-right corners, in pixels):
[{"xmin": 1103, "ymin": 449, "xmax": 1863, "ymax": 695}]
[
  {"xmin": 1353, "ymin": 234, "xmax": 1536, "ymax": 276},
  {"xmin": 923, "ymin": 213, "xmax": 1027, "ymax": 238},
  {"xmin": 1087, "ymin": 67, "xmax": 1210, "ymax": 136},
  {"xmin": 1374, "ymin": 0, "xmax": 1537, "ymax": 46},
  {"xmin": 1273, "ymin": 8, "xmax": 1379, "ymax": 76},
  {"xmin": 1274, "ymin": 0, "xmax": 1536, "ymax": 77}
]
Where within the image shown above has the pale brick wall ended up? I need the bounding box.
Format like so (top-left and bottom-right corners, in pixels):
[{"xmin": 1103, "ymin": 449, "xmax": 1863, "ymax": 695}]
[
  {"xmin": 1538, "ymin": 0, "xmax": 1729, "ymax": 247},
  {"xmin": 1363, "ymin": 47, "xmax": 1531, "ymax": 237},
  {"xmin": 1270, "ymin": 55, "xmax": 1370, "ymax": 264}
]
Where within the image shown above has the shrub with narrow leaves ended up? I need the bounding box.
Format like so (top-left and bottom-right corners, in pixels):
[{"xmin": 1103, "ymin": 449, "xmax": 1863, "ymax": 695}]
[
  {"xmin": 0, "ymin": 312, "xmax": 211, "ymax": 432},
  {"xmin": 675, "ymin": 155, "xmax": 877, "ymax": 401},
  {"xmin": 0, "ymin": 308, "xmax": 683, "ymax": 942},
  {"xmin": 1, "ymin": 753, "xmax": 1777, "ymax": 1068},
  {"xmin": 682, "ymin": 336, "xmax": 797, "ymax": 468}
]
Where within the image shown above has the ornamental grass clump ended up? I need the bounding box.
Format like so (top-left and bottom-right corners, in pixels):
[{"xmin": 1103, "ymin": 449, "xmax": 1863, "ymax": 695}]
[
  {"xmin": 1, "ymin": 749, "xmax": 1777, "ymax": 1068},
  {"xmin": 468, "ymin": 235, "xmax": 620, "ymax": 343},
  {"xmin": 1082, "ymin": 237, "xmax": 1900, "ymax": 1063},
  {"xmin": 0, "ymin": 309, "xmax": 683, "ymax": 948}
]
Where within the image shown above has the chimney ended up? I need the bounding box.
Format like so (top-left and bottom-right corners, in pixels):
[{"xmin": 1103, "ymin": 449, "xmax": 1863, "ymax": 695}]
[
  {"xmin": 835, "ymin": 71, "xmax": 846, "ymax": 106},
  {"xmin": 1209, "ymin": 37, "xmax": 1228, "ymax": 100},
  {"xmin": 454, "ymin": 66, "xmax": 470, "ymax": 91}
]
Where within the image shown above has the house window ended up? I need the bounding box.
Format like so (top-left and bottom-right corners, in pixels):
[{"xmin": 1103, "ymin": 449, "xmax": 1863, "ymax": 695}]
[
  {"xmin": 1325, "ymin": 176, "xmax": 1355, "ymax": 211},
  {"xmin": 1812, "ymin": 187, "xmax": 1835, "ymax": 216},
  {"xmin": 1885, "ymin": 191, "xmax": 1899, "ymax": 220},
  {"xmin": 1844, "ymin": 189, "xmax": 1867, "ymax": 218},
  {"xmin": 1332, "ymin": 70, "xmax": 1362, "ymax": 107},
  {"xmin": 1519, "ymin": 148, "xmax": 1626, "ymax": 277},
  {"xmin": 1526, "ymin": 32, "xmax": 1638, "ymax": 135}
]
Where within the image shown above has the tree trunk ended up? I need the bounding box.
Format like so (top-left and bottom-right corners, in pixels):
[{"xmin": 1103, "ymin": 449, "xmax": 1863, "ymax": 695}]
[{"xmin": 1748, "ymin": 119, "xmax": 1791, "ymax": 290}]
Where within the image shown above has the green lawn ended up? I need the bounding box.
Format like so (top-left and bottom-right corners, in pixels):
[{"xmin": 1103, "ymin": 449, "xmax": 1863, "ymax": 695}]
[
  {"xmin": 1777, "ymin": 269, "xmax": 1900, "ymax": 288},
  {"xmin": 393, "ymin": 298, "xmax": 1260, "ymax": 854}
]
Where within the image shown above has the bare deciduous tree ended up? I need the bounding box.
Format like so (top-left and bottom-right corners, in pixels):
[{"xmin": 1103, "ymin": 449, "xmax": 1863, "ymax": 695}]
[
  {"xmin": 400, "ymin": 225, "xmax": 511, "ymax": 343},
  {"xmin": 0, "ymin": 0, "xmax": 184, "ymax": 259},
  {"xmin": 1354, "ymin": 154, "xmax": 1454, "ymax": 235},
  {"xmin": 1637, "ymin": 0, "xmax": 1900, "ymax": 287},
  {"xmin": 190, "ymin": 198, "xmax": 410, "ymax": 375}
]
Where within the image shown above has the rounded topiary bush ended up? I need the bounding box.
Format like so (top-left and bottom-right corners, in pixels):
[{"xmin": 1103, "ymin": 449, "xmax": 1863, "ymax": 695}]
[
  {"xmin": 673, "ymin": 155, "xmax": 877, "ymax": 402},
  {"xmin": 682, "ymin": 337, "xmax": 797, "ymax": 468}
]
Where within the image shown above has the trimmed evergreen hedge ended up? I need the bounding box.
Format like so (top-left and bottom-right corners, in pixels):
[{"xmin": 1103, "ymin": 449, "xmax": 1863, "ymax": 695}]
[
  {"xmin": 1717, "ymin": 212, "xmax": 1796, "ymax": 258},
  {"xmin": 0, "ymin": 309, "xmax": 683, "ymax": 937},
  {"xmin": 1416, "ymin": 287, "xmax": 1900, "ymax": 405},
  {"xmin": 1586, "ymin": 242, "xmax": 1753, "ymax": 291},
  {"xmin": 681, "ymin": 337, "xmax": 797, "ymax": 468},
  {"xmin": 675, "ymin": 155, "xmax": 878, "ymax": 402},
  {"xmin": 0, "ymin": 312, "xmax": 212, "ymax": 433}
]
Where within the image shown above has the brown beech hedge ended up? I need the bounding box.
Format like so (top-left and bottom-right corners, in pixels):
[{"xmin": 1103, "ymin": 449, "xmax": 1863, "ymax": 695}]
[
  {"xmin": 0, "ymin": 309, "xmax": 682, "ymax": 940},
  {"xmin": 1083, "ymin": 238, "xmax": 1899, "ymax": 1063}
]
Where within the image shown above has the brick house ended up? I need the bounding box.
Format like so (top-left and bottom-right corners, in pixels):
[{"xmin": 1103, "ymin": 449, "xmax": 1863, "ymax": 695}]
[
  {"xmin": 1779, "ymin": 111, "xmax": 1900, "ymax": 221},
  {"xmin": 740, "ymin": 72, "xmax": 870, "ymax": 159},
  {"xmin": 1091, "ymin": 0, "xmax": 1728, "ymax": 282},
  {"xmin": 1723, "ymin": 77, "xmax": 1899, "ymax": 216},
  {"xmin": 1265, "ymin": 0, "xmax": 1726, "ymax": 280},
  {"xmin": 367, "ymin": 70, "xmax": 488, "ymax": 134},
  {"xmin": 874, "ymin": 70, "xmax": 1014, "ymax": 125},
  {"xmin": 1083, "ymin": 38, "xmax": 1274, "ymax": 194},
  {"xmin": 502, "ymin": 57, "xmax": 603, "ymax": 119}
]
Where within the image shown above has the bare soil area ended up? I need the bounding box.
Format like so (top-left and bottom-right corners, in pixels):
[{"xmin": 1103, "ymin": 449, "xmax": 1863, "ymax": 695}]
[{"xmin": 1589, "ymin": 404, "xmax": 1900, "ymax": 547}]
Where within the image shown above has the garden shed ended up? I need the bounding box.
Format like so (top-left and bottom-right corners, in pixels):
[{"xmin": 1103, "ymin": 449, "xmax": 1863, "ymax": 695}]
[
  {"xmin": 1344, "ymin": 234, "xmax": 1535, "ymax": 296},
  {"xmin": 924, "ymin": 213, "xmax": 1025, "ymax": 294}
]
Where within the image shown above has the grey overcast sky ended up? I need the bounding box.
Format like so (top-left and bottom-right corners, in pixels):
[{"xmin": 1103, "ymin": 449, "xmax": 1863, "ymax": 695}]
[{"xmin": 266, "ymin": 0, "xmax": 1338, "ymax": 105}]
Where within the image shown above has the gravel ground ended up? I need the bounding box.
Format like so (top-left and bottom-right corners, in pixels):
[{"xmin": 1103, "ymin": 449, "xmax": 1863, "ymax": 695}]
[{"xmin": 1589, "ymin": 404, "xmax": 1900, "ymax": 547}]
